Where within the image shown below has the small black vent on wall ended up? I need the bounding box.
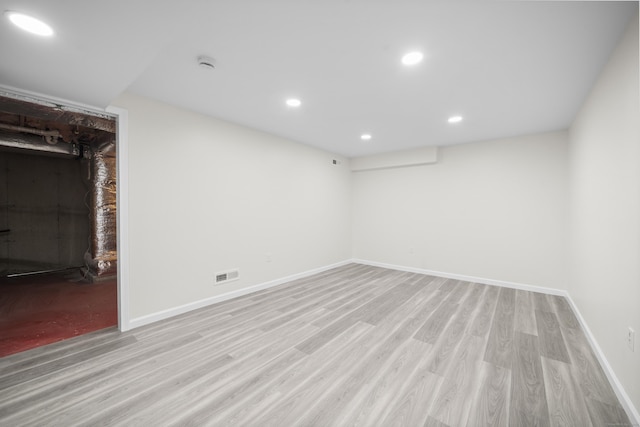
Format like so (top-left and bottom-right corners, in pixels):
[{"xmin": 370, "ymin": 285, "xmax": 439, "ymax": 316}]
[{"xmin": 215, "ymin": 269, "xmax": 239, "ymax": 285}]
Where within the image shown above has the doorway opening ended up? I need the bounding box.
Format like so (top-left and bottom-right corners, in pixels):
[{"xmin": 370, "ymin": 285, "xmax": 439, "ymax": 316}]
[{"xmin": 0, "ymin": 93, "xmax": 118, "ymax": 356}]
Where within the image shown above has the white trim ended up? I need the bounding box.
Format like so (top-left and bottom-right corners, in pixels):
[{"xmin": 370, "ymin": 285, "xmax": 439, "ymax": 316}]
[
  {"xmin": 0, "ymin": 84, "xmax": 111, "ymax": 118},
  {"xmin": 106, "ymin": 105, "xmax": 130, "ymax": 332},
  {"xmin": 352, "ymin": 258, "xmax": 565, "ymax": 295},
  {"xmin": 564, "ymin": 295, "xmax": 640, "ymax": 425},
  {"xmin": 352, "ymin": 258, "xmax": 639, "ymax": 424},
  {"xmin": 128, "ymin": 259, "xmax": 352, "ymax": 330}
]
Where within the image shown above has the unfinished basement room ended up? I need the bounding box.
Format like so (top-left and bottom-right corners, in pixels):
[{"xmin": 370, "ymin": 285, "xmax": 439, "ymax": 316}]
[{"xmin": 0, "ymin": 94, "xmax": 118, "ymax": 356}]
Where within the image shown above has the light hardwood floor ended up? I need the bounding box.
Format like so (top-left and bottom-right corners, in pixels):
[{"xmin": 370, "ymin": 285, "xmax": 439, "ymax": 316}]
[{"xmin": 0, "ymin": 264, "xmax": 632, "ymax": 426}]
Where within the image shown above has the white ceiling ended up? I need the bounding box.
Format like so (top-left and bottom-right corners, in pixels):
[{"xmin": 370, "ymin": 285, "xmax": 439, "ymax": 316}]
[{"xmin": 0, "ymin": 1, "xmax": 636, "ymax": 157}]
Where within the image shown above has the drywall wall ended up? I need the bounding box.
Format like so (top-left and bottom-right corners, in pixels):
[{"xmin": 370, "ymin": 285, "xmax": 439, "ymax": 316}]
[
  {"xmin": 111, "ymin": 93, "xmax": 351, "ymax": 318},
  {"xmin": 568, "ymin": 14, "xmax": 639, "ymax": 412},
  {"xmin": 352, "ymin": 131, "xmax": 569, "ymax": 289},
  {"xmin": 0, "ymin": 150, "xmax": 89, "ymax": 275}
]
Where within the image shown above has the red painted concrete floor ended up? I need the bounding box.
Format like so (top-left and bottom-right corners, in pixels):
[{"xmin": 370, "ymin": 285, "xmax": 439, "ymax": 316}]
[{"xmin": 0, "ymin": 269, "xmax": 117, "ymax": 357}]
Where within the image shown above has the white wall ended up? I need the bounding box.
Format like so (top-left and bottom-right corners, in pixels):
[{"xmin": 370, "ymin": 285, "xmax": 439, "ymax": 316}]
[
  {"xmin": 108, "ymin": 12, "xmax": 639, "ymax": 414},
  {"xmin": 111, "ymin": 93, "xmax": 351, "ymax": 319},
  {"xmin": 568, "ymin": 14, "xmax": 640, "ymax": 411},
  {"xmin": 352, "ymin": 131, "xmax": 569, "ymax": 289}
]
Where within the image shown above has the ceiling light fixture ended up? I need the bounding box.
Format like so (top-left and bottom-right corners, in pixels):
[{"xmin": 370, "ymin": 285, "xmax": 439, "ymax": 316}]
[
  {"xmin": 401, "ymin": 51, "xmax": 423, "ymax": 66},
  {"xmin": 286, "ymin": 98, "xmax": 301, "ymax": 107},
  {"xmin": 5, "ymin": 11, "xmax": 53, "ymax": 36},
  {"xmin": 360, "ymin": 134, "xmax": 372, "ymax": 141},
  {"xmin": 448, "ymin": 115, "xmax": 463, "ymax": 123}
]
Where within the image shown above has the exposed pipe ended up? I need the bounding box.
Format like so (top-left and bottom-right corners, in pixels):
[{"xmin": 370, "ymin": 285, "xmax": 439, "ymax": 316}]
[
  {"xmin": 0, "ymin": 131, "xmax": 78, "ymax": 157},
  {"xmin": 0, "ymin": 123, "xmax": 60, "ymax": 144},
  {"xmin": 84, "ymin": 139, "xmax": 117, "ymax": 280}
]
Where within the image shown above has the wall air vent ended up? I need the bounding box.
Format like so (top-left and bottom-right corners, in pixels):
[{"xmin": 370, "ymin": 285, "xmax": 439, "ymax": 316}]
[{"xmin": 215, "ymin": 269, "xmax": 239, "ymax": 285}]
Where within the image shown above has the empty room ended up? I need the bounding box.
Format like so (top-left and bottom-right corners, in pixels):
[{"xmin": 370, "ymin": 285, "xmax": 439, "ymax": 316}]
[{"xmin": 0, "ymin": 1, "xmax": 638, "ymax": 426}]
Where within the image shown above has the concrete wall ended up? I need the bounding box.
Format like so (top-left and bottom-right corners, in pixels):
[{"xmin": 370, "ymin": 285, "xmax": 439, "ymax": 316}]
[{"xmin": 0, "ymin": 150, "xmax": 89, "ymax": 275}]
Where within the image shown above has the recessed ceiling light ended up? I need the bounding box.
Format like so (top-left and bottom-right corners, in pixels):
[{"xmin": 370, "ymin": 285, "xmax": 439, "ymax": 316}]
[
  {"xmin": 5, "ymin": 11, "xmax": 53, "ymax": 36},
  {"xmin": 286, "ymin": 98, "xmax": 301, "ymax": 107},
  {"xmin": 401, "ymin": 51, "xmax": 423, "ymax": 66},
  {"xmin": 360, "ymin": 134, "xmax": 372, "ymax": 141},
  {"xmin": 448, "ymin": 116, "xmax": 463, "ymax": 123}
]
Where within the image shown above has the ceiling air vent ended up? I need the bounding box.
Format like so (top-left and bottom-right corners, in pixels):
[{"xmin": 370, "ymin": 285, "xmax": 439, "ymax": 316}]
[
  {"xmin": 215, "ymin": 269, "xmax": 239, "ymax": 285},
  {"xmin": 197, "ymin": 55, "xmax": 216, "ymax": 70}
]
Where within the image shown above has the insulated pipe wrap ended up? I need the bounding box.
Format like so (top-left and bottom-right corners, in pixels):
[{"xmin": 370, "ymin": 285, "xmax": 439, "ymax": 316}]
[{"xmin": 88, "ymin": 139, "xmax": 117, "ymax": 277}]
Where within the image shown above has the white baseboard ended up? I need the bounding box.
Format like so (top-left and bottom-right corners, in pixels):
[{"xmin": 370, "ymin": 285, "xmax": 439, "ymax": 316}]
[
  {"xmin": 352, "ymin": 258, "xmax": 566, "ymax": 295},
  {"xmin": 128, "ymin": 259, "xmax": 352, "ymax": 330},
  {"xmin": 564, "ymin": 296, "xmax": 640, "ymax": 425},
  {"xmin": 353, "ymin": 258, "xmax": 639, "ymax": 425}
]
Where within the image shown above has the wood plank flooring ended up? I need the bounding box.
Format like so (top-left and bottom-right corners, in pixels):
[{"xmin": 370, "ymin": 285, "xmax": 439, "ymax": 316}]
[{"xmin": 0, "ymin": 263, "xmax": 631, "ymax": 426}]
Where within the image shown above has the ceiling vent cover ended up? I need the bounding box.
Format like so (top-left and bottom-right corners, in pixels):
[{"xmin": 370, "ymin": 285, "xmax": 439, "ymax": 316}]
[{"xmin": 197, "ymin": 55, "xmax": 216, "ymax": 70}]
